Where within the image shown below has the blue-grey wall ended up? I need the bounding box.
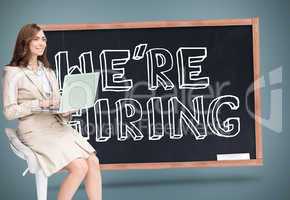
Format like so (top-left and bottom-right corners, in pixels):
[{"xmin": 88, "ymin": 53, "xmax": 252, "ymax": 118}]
[{"xmin": 0, "ymin": 0, "xmax": 289, "ymax": 199}]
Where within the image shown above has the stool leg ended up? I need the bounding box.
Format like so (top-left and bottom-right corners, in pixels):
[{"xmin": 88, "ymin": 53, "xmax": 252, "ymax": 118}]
[{"xmin": 35, "ymin": 170, "xmax": 47, "ymax": 200}]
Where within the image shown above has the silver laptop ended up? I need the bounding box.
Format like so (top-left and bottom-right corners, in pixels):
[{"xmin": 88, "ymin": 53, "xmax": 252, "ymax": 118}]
[{"xmin": 34, "ymin": 72, "xmax": 100, "ymax": 113}]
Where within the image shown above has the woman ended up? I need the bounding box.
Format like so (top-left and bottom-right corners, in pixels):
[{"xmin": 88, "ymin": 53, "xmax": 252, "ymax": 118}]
[{"xmin": 2, "ymin": 24, "xmax": 102, "ymax": 200}]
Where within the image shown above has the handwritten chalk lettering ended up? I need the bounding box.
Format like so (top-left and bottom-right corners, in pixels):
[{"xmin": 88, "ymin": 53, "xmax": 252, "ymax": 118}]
[
  {"xmin": 177, "ymin": 47, "xmax": 209, "ymax": 89},
  {"xmin": 99, "ymin": 50, "xmax": 133, "ymax": 91},
  {"xmin": 168, "ymin": 96, "xmax": 207, "ymax": 140},
  {"xmin": 79, "ymin": 51, "xmax": 94, "ymax": 73},
  {"xmin": 146, "ymin": 48, "xmax": 175, "ymax": 90},
  {"xmin": 90, "ymin": 95, "xmax": 240, "ymax": 142},
  {"xmin": 207, "ymin": 95, "xmax": 240, "ymax": 138},
  {"xmin": 55, "ymin": 51, "xmax": 70, "ymax": 90},
  {"xmin": 55, "ymin": 47, "xmax": 240, "ymax": 143},
  {"xmin": 115, "ymin": 99, "xmax": 144, "ymax": 141},
  {"xmin": 61, "ymin": 47, "xmax": 208, "ymax": 91},
  {"xmin": 147, "ymin": 97, "xmax": 164, "ymax": 140},
  {"xmin": 132, "ymin": 43, "xmax": 148, "ymax": 60},
  {"xmin": 94, "ymin": 99, "xmax": 111, "ymax": 142}
]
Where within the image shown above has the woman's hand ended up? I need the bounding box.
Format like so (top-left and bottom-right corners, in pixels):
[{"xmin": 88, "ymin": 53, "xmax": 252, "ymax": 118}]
[
  {"xmin": 39, "ymin": 98, "xmax": 60, "ymax": 108},
  {"xmin": 61, "ymin": 109, "xmax": 79, "ymax": 117},
  {"xmin": 49, "ymin": 98, "xmax": 60, "ymax": 109},
  {"xmin": 61, "ymin": 112, "xmax": 70, "ymax": 117}
]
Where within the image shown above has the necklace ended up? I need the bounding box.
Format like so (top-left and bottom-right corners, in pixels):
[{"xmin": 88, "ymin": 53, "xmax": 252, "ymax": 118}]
[
  {"xmin": 28, "ymin": 64, "xmax": 43, "ymax": 76},
  {"xmin": 34, "ymin": 66, "xmax": 43, "ymax": 76}
]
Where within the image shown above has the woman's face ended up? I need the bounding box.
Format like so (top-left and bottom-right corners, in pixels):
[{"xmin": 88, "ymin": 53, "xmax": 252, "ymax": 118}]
[{"xmin": 29, "ymin": 30, "xmax": 47, "ymax": 57}]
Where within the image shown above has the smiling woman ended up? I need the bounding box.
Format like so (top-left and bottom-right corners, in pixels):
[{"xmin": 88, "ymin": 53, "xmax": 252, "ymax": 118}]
[
  {"xmin": 9, "ymin": 25, "xmax": 49, "ymax": 69},
  {"xmin": 2, "ymin": 24, "xmax": 102, "ymax": 200},
  {"xmin": 29, "ymin": 30, "xmax": 47, "ymax": 58}
]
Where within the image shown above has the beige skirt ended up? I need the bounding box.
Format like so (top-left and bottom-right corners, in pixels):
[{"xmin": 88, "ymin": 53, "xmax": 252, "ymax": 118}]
[{"xmin": 16, "ymin": 121, "xmax": 96, "ymax": 177}]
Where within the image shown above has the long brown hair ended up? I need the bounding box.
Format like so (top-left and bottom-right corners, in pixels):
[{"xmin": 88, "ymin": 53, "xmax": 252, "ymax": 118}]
[{"xmin": 8, "ymin": 23, "xmax": 51, "ymax": 69}]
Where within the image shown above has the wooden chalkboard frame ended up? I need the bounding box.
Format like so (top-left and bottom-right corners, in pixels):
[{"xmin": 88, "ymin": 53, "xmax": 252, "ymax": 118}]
[{"xmin": 41, "ymin": 17, "xmax": 262, "ymax": 170}]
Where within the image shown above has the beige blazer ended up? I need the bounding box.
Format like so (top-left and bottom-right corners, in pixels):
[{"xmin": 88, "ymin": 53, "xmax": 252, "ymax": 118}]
[
  {"xmin": 2, "ymin": 64, "xmax": 70, "ymax": 132},
  {"xmin": 2, "ymin": 63, "xmax": 96, "ymax": 176}
]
